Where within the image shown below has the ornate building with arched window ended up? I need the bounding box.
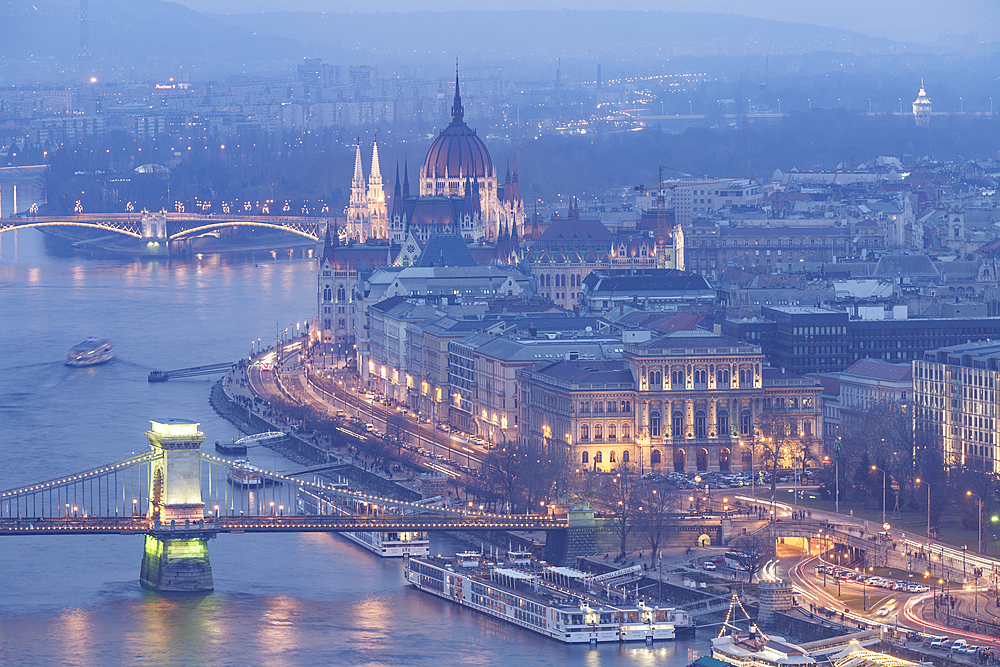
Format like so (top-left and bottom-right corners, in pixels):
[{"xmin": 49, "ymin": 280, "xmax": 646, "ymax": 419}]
[
  {"xmin": 316, "ymin": 223, "xmax": 359, "ymax": 355},
  {"xmin": 517, "ymin": 330, "xmax": 823, "ymax": 474},
  {"xmin": 345, "ymin": 138, "xmax": 388, "ymax": 242},
  {"xmin": 343, "ymin": 70, "xmax": 525, "ymax": 251},
  {"xmin": 415, "ymin": 70, "xmax": 524, "ymax": 243}
]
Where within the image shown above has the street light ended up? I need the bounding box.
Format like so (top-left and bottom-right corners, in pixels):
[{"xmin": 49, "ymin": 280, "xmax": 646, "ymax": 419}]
[
  {"xmin": 825, "ymin": 455, "xmax": 840, "ymax": 514},
  {"xmin": 915, "ymin": 478, "xmax": 931, "ymax": 545},
  {"xmin": 871, "ymin": 465, "xmax": 887, "ymax": 526},
  {"xmin": 967, "ymin": 490, "xmax": 984, "ymax": 554}
]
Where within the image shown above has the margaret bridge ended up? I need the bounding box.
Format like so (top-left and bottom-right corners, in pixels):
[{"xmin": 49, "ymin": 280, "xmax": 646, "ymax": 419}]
[
  {"xmin": 0, "ymin": 212, "xmax": 327, "ymax": 256},
  {"xmin": 0, "ymin": 418, "xmax": 566, "ymax": 592}
]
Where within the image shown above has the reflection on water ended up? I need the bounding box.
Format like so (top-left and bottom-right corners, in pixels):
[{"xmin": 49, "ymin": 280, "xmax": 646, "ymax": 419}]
[{"xmin": 0, "ymin": 222, "xmax": 713, "ymax": 666}]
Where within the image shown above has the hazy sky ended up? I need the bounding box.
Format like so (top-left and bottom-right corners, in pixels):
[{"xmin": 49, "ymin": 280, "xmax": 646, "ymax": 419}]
[{"xmin": 178, "ymin": 0, "xmax": 999, "ymax": 43}]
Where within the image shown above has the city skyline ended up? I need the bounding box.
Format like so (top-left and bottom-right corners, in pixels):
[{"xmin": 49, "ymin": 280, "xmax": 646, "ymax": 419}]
[{"xmin": 3, "ymin": 1, "xmax": 1000, "ymax": 664}]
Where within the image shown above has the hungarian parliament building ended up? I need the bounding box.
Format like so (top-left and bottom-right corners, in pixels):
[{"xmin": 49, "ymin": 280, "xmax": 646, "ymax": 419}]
[{"xmin": 343, "ymin": 72, "xmax": 525, "ymax": 246}]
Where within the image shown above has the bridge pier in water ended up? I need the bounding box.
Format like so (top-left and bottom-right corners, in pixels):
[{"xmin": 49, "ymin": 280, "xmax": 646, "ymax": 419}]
[
  {"xmin": 140, "ymin": 419, "xmax": 214, "ymax": 592},
  {"xmin": 139, "ymin": 213, "xmax": 169, "ymax": 258},
  {"xmin": 140, "ymin": 533, "xmax": 215, "ymax": 592}
]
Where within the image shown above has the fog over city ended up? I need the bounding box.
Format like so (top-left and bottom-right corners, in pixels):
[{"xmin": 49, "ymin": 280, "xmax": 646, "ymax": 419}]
[{"xmin": 182, "ymin": 0, "xmax": 997, "ymax": 46}]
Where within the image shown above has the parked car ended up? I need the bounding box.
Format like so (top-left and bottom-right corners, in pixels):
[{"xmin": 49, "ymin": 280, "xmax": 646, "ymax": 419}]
[{"xmin": 930, "ymin": 637, "xmax": 950, "ymax": 648}]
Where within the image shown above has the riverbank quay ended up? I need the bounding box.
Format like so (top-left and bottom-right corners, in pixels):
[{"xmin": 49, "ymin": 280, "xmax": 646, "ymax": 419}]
[{"xmin": 212, "ymin": 361, "xmax": 424, "ymax": 502}]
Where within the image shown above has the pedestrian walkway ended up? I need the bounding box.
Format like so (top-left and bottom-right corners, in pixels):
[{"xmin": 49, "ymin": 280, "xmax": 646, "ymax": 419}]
[{"xmin": 218, "ymin": 356, "xmax": 428, "ymax": 500}]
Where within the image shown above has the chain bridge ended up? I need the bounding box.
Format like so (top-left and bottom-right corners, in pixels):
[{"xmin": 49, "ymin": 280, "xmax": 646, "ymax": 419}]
[
  {"xmin": 0, "ymin": 419, "xmax": 566, "ymax": 592},
  {"xmin": 0, "ymin": 213, "xmax": 326, "ymax": 256}
]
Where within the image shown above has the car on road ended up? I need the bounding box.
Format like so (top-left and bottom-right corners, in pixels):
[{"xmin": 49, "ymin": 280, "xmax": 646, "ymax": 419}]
[
  {"xmin": 365, "ymin": 423, "xmax": 375, "ymax": 432},
  {"xmin": 703, "ymin": 562, "xmax": 717, "ymax": 571},
  {"xmin": 875, "ymin": 599, "xmax": 896, "ymax": 617}
]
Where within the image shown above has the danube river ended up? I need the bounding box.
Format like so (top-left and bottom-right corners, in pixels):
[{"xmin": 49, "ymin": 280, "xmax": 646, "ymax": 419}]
[{"xmin": 0, "ymin": 204, "xmax": 712, "ymax": 665}]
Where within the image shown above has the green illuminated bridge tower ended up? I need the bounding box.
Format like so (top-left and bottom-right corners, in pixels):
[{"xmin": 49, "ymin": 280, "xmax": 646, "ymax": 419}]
[
  {"xmin": 0, "ymin": 418, "xmax": 569, "ymax": 594},
  {"xmin": 140, "ymin": 419, "xmax": 213, "ymax": 592}
]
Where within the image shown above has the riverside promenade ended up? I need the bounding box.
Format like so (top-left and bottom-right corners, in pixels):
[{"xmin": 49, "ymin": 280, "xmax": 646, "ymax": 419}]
[{"xmin": 212, "ymin": 345, "xmax": 429, "ymax": 501}]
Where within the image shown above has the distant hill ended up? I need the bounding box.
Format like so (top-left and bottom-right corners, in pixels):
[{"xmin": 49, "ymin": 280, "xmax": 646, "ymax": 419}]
[
  {"xmin": 5, "ymin": 0, "xmax": 313, "ymax": 80},
  {"xmin": 212, "ymin": 9, "xmax": 907, "ymax": 68},
  {"xmin": 5, "ymin": 2, "xmax": 907, "ymax": 83}
]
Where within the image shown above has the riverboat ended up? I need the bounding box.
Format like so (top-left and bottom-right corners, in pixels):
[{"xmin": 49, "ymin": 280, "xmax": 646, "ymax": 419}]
[
  {"xmin": 226, "ymin": 458, "xmax": 265, "ymax": 487},
  {"xmin": 711, "ymin": 595, "xmax": 816, "ymax": 667},
  {"xmin": 297, "ymin": 486, "xmax": 430, "ymax": 558},
  {"xmin": 405, "ymin": 554, "xmax": 693, "ymax": 644},
  {"xmin": 65, "ymin": 337, "xmax": 115, "ymax": 367},
  {"xmin": 340, "ymin": 529, "xmax": 430, "ymax": 557}
]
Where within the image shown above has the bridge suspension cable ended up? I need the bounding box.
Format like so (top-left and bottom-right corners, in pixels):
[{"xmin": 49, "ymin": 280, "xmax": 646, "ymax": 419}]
[{"xmin": 0, "ymin": 451, "xmax": 161, "ymax": 519}]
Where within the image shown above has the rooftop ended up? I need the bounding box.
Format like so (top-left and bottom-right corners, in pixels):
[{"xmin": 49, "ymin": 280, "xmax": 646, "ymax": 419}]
[
  {"xmin": 522, "ymin": 360, "xmax": 635, "ymax": 388},
  {"xmin": 841, "ymin": 358, "xmax": 913, "ymax": 383},
  {"xmin": 415, "ymin": 233, "xmax": 479, "ymax": 268}
]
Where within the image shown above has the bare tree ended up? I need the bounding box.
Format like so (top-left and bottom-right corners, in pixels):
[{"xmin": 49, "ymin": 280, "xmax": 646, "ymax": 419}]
[
  {"xmin": 483, "ymin": 445, "xmax": 523, "ymax": 513},
  {"xmin": 385, "ymin": 413, "xmax": 407, "ymax": 454},
  {"xmin": 601, "ymin": 461, "xmax": 638, "ymax": 555},
  {"xmin": 634, "ymin": 481, "xmax": 680, "ymax": 567},
  {"xmin": 729, "ymin": 530, "xmax": 776, "ymax": 583},
  {"xmin": 757, "ymin": 411, "xmax": 795, "ymax": 503}
]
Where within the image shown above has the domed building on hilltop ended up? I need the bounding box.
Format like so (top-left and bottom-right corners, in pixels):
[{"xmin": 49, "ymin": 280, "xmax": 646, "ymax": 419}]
[{"xmin": 913, "ymin": 80, "xmax": 932, "ymax": 127}]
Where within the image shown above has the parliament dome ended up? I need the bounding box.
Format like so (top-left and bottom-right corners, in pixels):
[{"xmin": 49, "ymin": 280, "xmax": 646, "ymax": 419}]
[{"xmin": 422, "ymin": 74, "xmax": 494, "ymax": 181}]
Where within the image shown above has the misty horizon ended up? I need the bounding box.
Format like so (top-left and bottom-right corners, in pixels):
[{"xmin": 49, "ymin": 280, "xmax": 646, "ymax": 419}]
[{"xmin": 182, "ymin": 0, "xmax": 1000, "ymax": 46}]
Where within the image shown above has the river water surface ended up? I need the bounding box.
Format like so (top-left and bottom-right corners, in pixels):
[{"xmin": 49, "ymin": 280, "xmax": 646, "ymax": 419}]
[{"xmin": 0, "ymin": 181, "xmax": 712, "ymax": 665}]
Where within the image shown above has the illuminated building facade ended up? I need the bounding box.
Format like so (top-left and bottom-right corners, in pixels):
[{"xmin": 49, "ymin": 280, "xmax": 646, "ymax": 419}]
[
  {"xmin": 345, "ymin": 138, "xmax": 388, "ymax": 242},
  {"xmin": 517, "ymin": 330, "xmax": 823, "ymax": 473},
  {"xmin": 415, "ymin": 71, "xmax": 524, "ymax": 243},
  {"xmin": 317, "ymin": 224, "xmax": 359, "ymax": 354},
  {"xmin": 914, "ymin": 341, "xmax": 1000, "ymax": 473},
  {"xmin": 346, "ymin": 71, "xmax": 524, "ymax": 246},
  {"xmin": 912, "ymin": 80, "xmax": 932, "ymax": 127}
]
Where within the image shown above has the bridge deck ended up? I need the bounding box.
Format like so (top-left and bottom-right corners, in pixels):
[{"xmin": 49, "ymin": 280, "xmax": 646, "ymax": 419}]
[{"xmin": 0, "ymin": 515, "xmax": 568, "ymax": 536}]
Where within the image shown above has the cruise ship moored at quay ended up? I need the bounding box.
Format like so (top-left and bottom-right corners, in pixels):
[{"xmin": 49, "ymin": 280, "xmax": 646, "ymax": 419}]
[{"xmin": 405, "ymin": 553, "xmax": 694, "ymax": 644}]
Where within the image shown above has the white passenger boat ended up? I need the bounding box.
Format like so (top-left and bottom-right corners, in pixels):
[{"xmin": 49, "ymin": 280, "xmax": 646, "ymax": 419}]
[
  {"xmin": 711, "ymin": 595, "xmax": 816, "ymax": 667},
  {"xmin": 226, "ymin": 458, "xmax": 265, "ymax": 487},
  {"xmin": 341, "ymin": 530, "xmax": 430, "ymax": 557},
  {"xmin": 405, "ymin": 554, "xmax": 693, "ymax": 644},
  {"xmin": 65, "ymin": 337, "xmax": 115, "ymax": 367},
  {"xmin": 297, "ymin": 487, "xmax": 430, "ymax": 558}
]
